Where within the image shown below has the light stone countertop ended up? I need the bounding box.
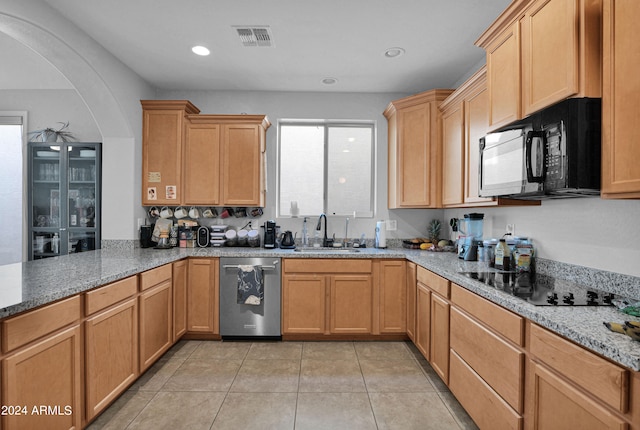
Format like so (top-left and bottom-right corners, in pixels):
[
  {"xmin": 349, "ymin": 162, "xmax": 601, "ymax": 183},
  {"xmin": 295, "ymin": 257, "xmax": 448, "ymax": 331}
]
[{"xmin": 1, "ymin": 246, "xmax": 639, "ymax": 371}]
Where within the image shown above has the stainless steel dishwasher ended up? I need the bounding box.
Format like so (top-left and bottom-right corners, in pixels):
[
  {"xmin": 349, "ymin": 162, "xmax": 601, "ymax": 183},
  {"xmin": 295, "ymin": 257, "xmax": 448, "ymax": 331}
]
[{"xmin": 219, "ymin": 257, "xmax": 281, "ymax": 339}]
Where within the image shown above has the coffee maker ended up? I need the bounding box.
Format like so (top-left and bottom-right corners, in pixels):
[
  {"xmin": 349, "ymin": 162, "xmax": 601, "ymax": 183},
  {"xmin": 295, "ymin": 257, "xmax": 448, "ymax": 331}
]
[{"xmin": 263, "ymin": 220, "xmax": 277, "ymax": 248}]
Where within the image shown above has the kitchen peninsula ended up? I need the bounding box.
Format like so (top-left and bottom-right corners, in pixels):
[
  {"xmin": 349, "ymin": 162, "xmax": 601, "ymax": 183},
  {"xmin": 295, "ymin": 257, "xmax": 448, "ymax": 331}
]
[{"xmin": 2, "ymin": 246, "xmax": 639, "ymax": 429}]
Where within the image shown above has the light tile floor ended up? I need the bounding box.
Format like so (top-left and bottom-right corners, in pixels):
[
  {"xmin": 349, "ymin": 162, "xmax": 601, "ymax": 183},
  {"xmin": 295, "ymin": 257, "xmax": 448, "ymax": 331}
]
[{"xmin": 87, "ymin": 340, "xmax": 478, "ymax": 430}]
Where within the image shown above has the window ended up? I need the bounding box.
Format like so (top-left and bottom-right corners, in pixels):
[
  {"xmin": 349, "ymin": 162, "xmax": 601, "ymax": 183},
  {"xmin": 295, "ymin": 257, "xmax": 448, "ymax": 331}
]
[{"xmin": 278, "ymin": 121, "xmax": 375, "ymax": 217}]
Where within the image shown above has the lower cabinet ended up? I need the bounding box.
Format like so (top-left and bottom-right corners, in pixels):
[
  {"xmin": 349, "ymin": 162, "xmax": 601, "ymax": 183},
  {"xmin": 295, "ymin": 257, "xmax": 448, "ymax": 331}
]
[
  {"xmin": 375, "ymin": 260, "xmax": 407, "ymax": 334},
  {"xmin": 172, "ymin": 259, "xmax": 188, "ymax": 340},
  {"xmin": 186, "ymin": 258, "xmax": 219, "ymax": 336},
  {"xmin": 139, "ymin": 266, "xmax": 173, "ymax": 372},
  {"xmin": 84, "ymin": 276, "xmax": 139, "ymax": 422},
  {"xmin": 2, "ymin": 326, "xmax": 82, "ymax": 430},
  {"xmin": 282, "ymin": 259, "xmax": 373, "ymax": 336},
  {"xmin": 415, "ymin": 266, "xmax": 451, "ymax": 383},
  {"xmin": 406, "ymin": 261, "xmax": 417, "ymax": 342}
]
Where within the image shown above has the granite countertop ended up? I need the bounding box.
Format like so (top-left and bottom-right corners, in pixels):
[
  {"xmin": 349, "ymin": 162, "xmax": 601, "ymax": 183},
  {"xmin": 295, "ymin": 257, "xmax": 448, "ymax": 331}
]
[{"xmin": 1, "ymin": 246, "xmax": 639, "ymax": 371}]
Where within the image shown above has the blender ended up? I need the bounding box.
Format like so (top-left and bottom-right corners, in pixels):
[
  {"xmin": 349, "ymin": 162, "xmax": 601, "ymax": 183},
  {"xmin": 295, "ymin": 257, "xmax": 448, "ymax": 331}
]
[{"xmin": 458, "ymin": 213, "xmax": 484, "ymax": 260}]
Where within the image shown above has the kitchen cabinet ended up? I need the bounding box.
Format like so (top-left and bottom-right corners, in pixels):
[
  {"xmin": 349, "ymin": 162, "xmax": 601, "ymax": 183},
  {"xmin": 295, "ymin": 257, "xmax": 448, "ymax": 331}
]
[
  {"xmin": 405, "ymin": 261, "xmax": 417, "ymax": 342},
  {"xmin": 527, "ymin": 323, "xmax": 631, "ymax": 429},
  {"xmin": 282, "ymin": 259, "xmax": 373, "ymax": 336},
  {"xmin": 186, "ymin": 115, "xmax": 270, "ymax": 207},
  {"xmin": 476, "ymin": 0, "xmax": 601, "ymax": 130},
  {"xmin": 415, "ymin": 267, "xmax": 451, "ymax": 383},
  {"xmin": 186, "ymin": 258, "xmax": 219, "ymax": 337},
  {"xmin": 141, "ymin": 100, "xmax": 200, "ymax": 206},
  {"xmin": 384, "ymin": 89, "xmax": 453, "ymax": 208},
  {"xmin": 28, "ymin": 142, "xmax": 101, "ymax": 260},
  {"xmin": 1, "ymin": 296, "xmax": 82, "ymax": 430},
  {"xmin": 84, "ymin": 276, "xmax": 138, "ymax": 421},
  {"xmin": 138, "ymin": 264, "xmax": 173, "ymax": 372},
  {"xmin": 375, "ymin": 260, "xmax": 406, "ymax": 334},
  {"xmin": 172, "ymin": 259, "xmax": 188, "ymax": 340},
  {"xmin": 449, "ymin": 283, "xmax": 526, "ymax": 428},
  {"xmin": 601, "ymin": 0, "xmax": 640, "ymax": 199}
]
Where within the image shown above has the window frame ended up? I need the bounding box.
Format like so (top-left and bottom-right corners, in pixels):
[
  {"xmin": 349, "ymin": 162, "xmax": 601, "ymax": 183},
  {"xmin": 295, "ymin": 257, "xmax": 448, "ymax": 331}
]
[{"xmin": 276, "ymin": 119, "xmax": 376, "ymax": 218}]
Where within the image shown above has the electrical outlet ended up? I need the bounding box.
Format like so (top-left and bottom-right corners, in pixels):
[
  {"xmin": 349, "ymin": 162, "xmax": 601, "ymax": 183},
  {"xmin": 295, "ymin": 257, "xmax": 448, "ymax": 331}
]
[
  {"xmin": 506, "ymin": 223, "xmax": 515, "ymax": 236},
  {"xmin": 386, "ymin": 220, "xmax": 397, "ymax": 231}
]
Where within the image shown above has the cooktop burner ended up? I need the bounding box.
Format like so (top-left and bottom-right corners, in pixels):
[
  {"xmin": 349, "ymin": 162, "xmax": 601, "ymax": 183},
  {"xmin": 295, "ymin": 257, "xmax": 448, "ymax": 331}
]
[{"xmin": 458, "ymin": 271, "xmax": 615, "ymax": 306}]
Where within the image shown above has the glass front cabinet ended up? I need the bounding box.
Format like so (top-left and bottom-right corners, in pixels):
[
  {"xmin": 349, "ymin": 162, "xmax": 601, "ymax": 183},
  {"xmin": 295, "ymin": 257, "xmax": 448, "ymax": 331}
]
[{"xmin": 28, "ymin": 142, "xmax": 101, "ymax": 260}]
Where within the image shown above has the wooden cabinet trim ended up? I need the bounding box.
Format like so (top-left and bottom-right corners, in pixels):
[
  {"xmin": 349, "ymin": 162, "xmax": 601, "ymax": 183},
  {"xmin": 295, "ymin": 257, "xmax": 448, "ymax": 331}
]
[
  {"xmin": 85, "ymin": 275, "xmax": 138, "ymax": 315},
  {"xmin": 416, "ymin": 266, "xmax": 450, "ymax": 298},
  {"xmin": 139, "ymin": 264, "xmax": 172, "ymax": 291},
  {"xmin": 529, "ymin": 322, "xmax": 629, "ymax": 412},
  {"xmin": 451, "ymin": 282, "xmax": 524, "ymax": 345},
  {"xmin": 2, "ymin": 295, "xmax": 81, "ymax": 353},
  {"xmin": 283, "ymin": 258, "xmax": 372, "ymax": 274}
]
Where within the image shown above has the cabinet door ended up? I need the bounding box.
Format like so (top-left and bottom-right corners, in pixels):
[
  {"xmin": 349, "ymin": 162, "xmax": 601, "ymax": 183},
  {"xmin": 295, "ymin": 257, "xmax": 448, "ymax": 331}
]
[
  {"xmin": 442, "ymin": 103, "xmax": 465, "ymax": 206},
  {"xmin": 521, "ymin": 0, "xmax": 579, "ymax": 116},
  {"xmin": 282, "ymin": 275, "xmax": 326, "ymax": 334},
  {"xmin": 415, "ymin": 282, "xmax": 432, "ymax": 360},
  {"xmin": 139, "ymin": 280, "xmax": 172, "ymax": 372},
  {"xmin": 142, "ymin": 109, "xmax": 184, "ymax": 205},
  {"xmin": 221, "ymin": 124, "xmax": 263, "ymax": 206},
  {"xmin": 187, "ymin": 258, "xmax": 218, "ymax": 335},
  {"xmin": 487, "ymin": 21, "xmax": 521, "ymax": 130},
  {"xmin": 85, "ymin": 298, "xmax": 138, "ymax": 421},
  {"xmin": 2, "ymin": 325, "xmax": 82, "ymax": 430},
  {"xmin": 396, "ymin": 103, "xmax": 433, "ymax": 207},
  {"xmin": 406, "ymin": 262, "xmax": 417, "ymax": 342},
  {"xmin": 430, "ymin": 293, "xmax": 450, "ymax": 384},
  {"xmin": 173, "ymin": 259, "xmax": 188, "ymax": 340},
  {"xmin": 330, "ymin": 275, "xmax": 372, "ymax": 334},
  {"xmin": 184, "ymin": 122, "xmax": 220, "ymax": 205},
  {"xmin": 464, "ymin": 80, "xmax": 493, "ymax": 204},
  {"xmin": 528, "ymin": 361, "xmax": 627, "ymax": 430},
  {"xmin": 377, "ymin": 260, "xmax": 407, "ymax": 334},
  {"xmin": 602, "ymin": 0, "xmax": 640, "ymax": 198}
]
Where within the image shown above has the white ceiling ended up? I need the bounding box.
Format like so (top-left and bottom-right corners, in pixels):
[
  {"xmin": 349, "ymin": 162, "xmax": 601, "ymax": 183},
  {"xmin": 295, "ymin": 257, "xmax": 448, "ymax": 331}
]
[{"xmin": 6, "ymin": 0, "xmax": 512, "ymax": 93}]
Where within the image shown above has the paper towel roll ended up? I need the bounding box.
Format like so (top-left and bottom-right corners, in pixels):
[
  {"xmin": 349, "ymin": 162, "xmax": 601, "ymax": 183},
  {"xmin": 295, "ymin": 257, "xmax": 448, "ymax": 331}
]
[{"xmin": 375, "ymin": 221, "xmax": 387, "ymax": 249}]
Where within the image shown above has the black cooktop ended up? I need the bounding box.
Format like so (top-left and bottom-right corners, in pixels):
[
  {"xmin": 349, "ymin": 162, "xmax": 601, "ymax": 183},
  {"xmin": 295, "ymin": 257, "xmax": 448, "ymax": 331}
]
[{"xmin": 458, "ymin": 271, "xmax": 615, "ymax": 306}]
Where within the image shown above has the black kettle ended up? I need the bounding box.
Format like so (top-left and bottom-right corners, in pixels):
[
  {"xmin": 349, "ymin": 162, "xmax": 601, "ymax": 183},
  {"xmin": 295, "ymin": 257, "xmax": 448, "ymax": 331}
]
[{"xmin": 280, "ymin": 230, "xmax": 295, "ymax": 248}]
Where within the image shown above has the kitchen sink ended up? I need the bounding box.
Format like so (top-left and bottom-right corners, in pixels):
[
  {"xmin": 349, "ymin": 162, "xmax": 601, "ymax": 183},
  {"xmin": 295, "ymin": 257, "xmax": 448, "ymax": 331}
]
[{"xmin": 293, "ymin": 248, "xmax": 360, "ymax": 253}]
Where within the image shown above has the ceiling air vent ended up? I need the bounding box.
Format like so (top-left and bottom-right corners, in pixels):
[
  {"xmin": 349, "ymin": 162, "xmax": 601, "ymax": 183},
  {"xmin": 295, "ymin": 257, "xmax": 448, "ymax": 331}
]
[{"xmin": 233, "ymin": 26, "xmax": 274, "ymax": 47}]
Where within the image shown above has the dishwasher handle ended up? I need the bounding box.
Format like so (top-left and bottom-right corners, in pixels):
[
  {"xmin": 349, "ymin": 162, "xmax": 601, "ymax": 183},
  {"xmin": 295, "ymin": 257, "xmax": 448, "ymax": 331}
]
[{"xmin": 223, "ymin": 263, "xmax": 278, "ymax": 271}]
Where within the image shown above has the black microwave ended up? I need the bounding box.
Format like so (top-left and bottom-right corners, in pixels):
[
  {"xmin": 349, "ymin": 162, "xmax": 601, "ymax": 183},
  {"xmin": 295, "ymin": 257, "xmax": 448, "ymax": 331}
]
[{"xmin": 479, "ymin": 98, "xmax": 601, "ymax": 200}]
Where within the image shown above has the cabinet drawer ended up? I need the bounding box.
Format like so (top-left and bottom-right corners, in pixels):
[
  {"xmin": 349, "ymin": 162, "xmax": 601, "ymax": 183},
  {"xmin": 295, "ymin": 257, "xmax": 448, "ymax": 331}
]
[
  {"xmin": 139, "ymin": 264, "xmax": 172, "ymax": 291},
  {"xmin": 450, "ymin": 307, "xmax": 525, "ymax": 413},
  {"xmin": 449, "ymin": 350, "xmax": 523, "ymax": 430},
  {"xmin": 2, "ymin": 295, "xmax": 81, "ymax": 353},
  {"xmin": 529, "ymin": 323, "xmax": 629, "ymax": 413},
  {"xmin": 85, "ymin": 276, "xmax": 138, "ymax": 315},
  {"xmin": 283, "ymin": 258, "xmax": 371, "ymax": 274},
  {"xmin": 451, "ymin": 283, "xmax": 524, "ymax": 345},
  {"xmin": 416, "ymin": 266, "xmax": 449, "ymax": 298}
]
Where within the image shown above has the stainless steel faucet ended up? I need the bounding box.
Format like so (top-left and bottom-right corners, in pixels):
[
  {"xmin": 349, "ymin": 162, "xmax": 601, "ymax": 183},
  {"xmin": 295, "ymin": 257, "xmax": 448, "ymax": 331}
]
[{"xmin": 316, "ymin": 214, "xmax": 329, "ymax": 247}]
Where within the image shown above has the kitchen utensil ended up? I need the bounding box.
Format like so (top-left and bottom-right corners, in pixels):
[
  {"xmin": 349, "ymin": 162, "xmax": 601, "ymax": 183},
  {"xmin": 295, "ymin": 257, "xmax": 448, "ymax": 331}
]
[
  {"xmin": 148, "ymin": 206, "xmax": 160, "ymax": 218},
  {"xmin": 159, "ymin": 206, "xmax": 173, "ymax": 218},
  {"xmin": 280, "ymin": 230, "xmax": 295, "ymax": 249},
  {"xmin": 174, "ymin": 206, "xmax": 188, "ymax": 219},
  {"xmin": 189, "ymin": 206, "xmax": 200, "ymax": 219},
  {"xmin": 202, "ymin": 207, "xmax": 216, "ymax": 218}
]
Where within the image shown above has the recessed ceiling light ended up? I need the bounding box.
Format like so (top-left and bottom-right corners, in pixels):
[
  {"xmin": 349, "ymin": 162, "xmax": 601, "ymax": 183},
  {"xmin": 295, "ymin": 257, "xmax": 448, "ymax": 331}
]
[
  {"xmin": 321, "ymin": 77, "xmax": 338, "ymax": 85},
  {"xmin": 384, "ymin": 47, "xmax": 405, "ymax": 58},
  {"xmin": 191, "ymin": 45, "xmax": 210, "ymax": 56}
]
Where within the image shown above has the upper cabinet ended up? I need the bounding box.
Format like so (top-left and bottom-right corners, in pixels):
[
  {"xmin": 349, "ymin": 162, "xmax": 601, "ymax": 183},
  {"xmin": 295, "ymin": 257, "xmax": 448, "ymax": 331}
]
[
  {"xmin": 141, "ymin": 100, "xmax": 200, "ymax": 206},
  {"xmin": 141, "ymin": 100, "xmax": 270, "ymax": 207},
  {"xmin": 384, "ymin": 89, "xmax": 453, "ymax": 208},
  {"xmin": 476, "ymin": 0, "xmax": 602, "ymax": 131},
  {"xmin": 601, "ymin": 0, "xmax": 640, "ymax": 199},
  {"xmin": 186, "ymin": 115, "xmax": 270, "ymax": 207}
]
